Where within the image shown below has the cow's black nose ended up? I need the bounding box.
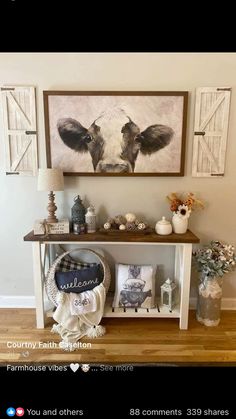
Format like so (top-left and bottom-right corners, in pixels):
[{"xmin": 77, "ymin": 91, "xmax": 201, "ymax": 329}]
[{"xmin": 96, "ymin": 162, "xmax": 131, "ymax": 173}]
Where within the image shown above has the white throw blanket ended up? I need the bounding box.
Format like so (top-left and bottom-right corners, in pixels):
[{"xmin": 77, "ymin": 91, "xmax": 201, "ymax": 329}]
[
  {"xmin": 52, "ymin": 283, "xmax": 106, "ymax": 349},
  {"xmin": 70, "ymin": 290, "xmax": 97, "ymax": 315}
]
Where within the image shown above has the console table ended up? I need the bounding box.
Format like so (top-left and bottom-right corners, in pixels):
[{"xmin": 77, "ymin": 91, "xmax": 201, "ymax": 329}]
[{"xmin": 24, "ymin": 230, "xmax": 200, "ymax": 330}]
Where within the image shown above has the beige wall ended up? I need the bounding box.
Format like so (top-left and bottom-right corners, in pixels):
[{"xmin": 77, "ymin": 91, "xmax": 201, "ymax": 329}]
[{"xmin": 0, "ymin": 53, "xmax": 236, "ymax": 298}]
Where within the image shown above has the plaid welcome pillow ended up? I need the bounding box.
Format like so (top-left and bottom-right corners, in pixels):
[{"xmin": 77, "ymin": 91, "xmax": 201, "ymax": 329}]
[
  {"xmin": 55, "ymin": 254, "xmax": 98, "ymax": 272},
  {"xmin": 55, "ymin": 265, "xmax": 102, "ymax": 293}
]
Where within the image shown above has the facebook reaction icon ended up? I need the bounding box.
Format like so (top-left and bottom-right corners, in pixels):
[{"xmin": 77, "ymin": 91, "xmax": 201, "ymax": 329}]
[
  {"xmin": 16, "ymin": 407, "xmax": 25, "ymax": 417},
  {"xmin": 6, "ymin": 407, "xmax": 16, "ymax": 416}
]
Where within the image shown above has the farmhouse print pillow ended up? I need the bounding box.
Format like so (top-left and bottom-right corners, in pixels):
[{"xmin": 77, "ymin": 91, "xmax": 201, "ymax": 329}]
[{"xmin": 113, "ymin": 264, "xmax": 155, "ymax": 309}]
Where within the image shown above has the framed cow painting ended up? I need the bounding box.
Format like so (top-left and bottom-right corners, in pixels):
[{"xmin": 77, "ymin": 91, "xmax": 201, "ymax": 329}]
[{"xmin": 43, "ymin": 91, "xmax": 188, "ymax": 176}]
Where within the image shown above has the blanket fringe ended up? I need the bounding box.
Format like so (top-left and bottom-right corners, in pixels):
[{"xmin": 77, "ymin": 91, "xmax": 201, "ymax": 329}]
[
  {"xmin": 86, "ymin": 325, "xmax": 106, "ymax": 338},
  {"xmin": 51, "ymin": 324, "xmax": 60, "ymax": 334},
  {"xmin": 50, "ymin": 324, "xmax": 106, "ymax": 351}
]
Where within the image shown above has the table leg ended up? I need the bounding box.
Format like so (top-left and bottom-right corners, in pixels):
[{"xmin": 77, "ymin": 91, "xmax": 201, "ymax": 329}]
[
  {"xmin": 179, "ymin": 244, "xmax": 192, "ymax": 330},
  {"xmin": 32, "ymin": 242, "xmax": 45, "ymax": 328}
]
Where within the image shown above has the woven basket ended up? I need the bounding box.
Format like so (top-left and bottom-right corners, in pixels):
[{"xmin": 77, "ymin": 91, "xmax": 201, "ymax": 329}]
[{"xmin": 45, "ymin": 248, "xmax": 111, "ymax": 307}]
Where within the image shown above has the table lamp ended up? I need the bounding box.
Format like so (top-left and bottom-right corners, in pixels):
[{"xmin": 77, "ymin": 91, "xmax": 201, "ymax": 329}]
[{"xmin": 37, "ymin": 168, "xmax": 64, "ymax": 223}]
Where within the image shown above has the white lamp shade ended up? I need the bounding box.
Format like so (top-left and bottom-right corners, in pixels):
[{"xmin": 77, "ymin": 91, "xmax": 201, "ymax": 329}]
[{"xmin": 37, "ymin": 168, "xmax": 64, "ymax": 191}]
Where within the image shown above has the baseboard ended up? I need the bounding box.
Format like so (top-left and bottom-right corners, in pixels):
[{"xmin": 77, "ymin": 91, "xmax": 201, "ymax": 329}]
[
  {"xmin": 0, "ymin": 296, "xmax": 52, "ymax": 310},
  {"xmin": 1, "ymin": 295, "xmax": 236, "ymax": 310},
  {"xmin": 190, "ymin": 297, "xmax": 236, "ymax": 310},
  {"xmin": 0, "ymin": 296, "xmax": 35, "ymax": 308}
]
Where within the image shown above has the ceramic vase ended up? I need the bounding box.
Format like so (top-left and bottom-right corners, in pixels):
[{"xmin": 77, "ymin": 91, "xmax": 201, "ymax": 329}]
[
  {"xmin": 85, "ymin": 206, "xmax": 96, "ymax": 233},
  {"xmin": 172, "ymin": 213, "xmax": 188, "ymax": 234}
]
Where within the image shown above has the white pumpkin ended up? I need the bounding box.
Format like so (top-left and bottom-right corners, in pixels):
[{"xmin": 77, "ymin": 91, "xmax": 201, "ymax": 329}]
[
  {"xmin": 125, "ymin": 213, "xmax": 136, "ymax": 223},
  {"xmin": 138, "ymin": 222, "xmax": 146, "ymax": 230},
  {"xmin": 104, "ymin": 222, "xmax": 111, "ymax": 230},
  {"xmin": 119, "ymin": 224, "xmax": 126, "ymax": 231}
]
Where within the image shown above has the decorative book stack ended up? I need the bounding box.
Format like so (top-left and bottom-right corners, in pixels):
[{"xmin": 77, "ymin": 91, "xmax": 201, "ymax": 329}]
[{"xmin": 34, "ymin": 219, "xmax": 70, "ymax": 235}]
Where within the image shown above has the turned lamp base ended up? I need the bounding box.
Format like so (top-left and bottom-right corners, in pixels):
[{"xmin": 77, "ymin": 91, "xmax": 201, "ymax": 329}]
[{"xmin": 46, "ymin": 191, "xmax": 58, "ymax": 223}]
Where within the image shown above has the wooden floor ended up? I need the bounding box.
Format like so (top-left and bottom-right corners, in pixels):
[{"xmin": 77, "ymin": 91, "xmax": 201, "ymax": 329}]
[{"xmin": 0, "ymin": 309, "xmax": 236, "ymax": 363}]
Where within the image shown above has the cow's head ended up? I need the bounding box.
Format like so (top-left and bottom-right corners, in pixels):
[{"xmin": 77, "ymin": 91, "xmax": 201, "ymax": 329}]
[{"xmin": 57, "ymin": 107, "xmax": 174, "ymax": 173}]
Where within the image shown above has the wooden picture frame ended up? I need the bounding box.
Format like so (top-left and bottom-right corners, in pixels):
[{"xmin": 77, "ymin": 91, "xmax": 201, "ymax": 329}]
[{"xmin": 43, "ymin": 91, "xmax": 188, "ymax": 176}]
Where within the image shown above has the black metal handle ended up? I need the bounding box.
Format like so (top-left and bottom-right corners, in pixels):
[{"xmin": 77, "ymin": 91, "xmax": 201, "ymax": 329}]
[
  {"xmin": 25, "ymin": 131, "xmax": 37, "ymax": 135},
  {"xmin": 194, "ymin": 131, "xmax": 205, "ymax": 136},
  {"xmin": 6, "ymin": 172, "xmax": 19, "ymax": 175}
]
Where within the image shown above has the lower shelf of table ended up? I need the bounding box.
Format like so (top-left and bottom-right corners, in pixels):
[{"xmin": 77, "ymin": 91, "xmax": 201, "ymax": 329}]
[
  {"xmin": 47, "ymin": 295, "xmax": 180, "ymax": 319},
  {"xmin": 103, "ymin": 296, "xmax": 180, "ymax": 318}
]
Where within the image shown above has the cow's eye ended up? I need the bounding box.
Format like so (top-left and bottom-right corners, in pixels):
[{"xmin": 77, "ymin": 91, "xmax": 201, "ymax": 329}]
[
  {"xmin": 135, "ymin": 134, "xmax": 143, "ymax": 143},
  {"xmin": 84, "ymin": 134, "xmax": 92, "ymax": 143}
]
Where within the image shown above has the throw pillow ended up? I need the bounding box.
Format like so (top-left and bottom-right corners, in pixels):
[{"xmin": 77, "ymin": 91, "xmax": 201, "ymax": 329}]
[
  {"xmin": 113, "ymin": 263, "xmax": 155, "ymax": 308},
  {"xmin": 55, "ymin": 254, "xmax": 98, "ymax": 272},
  {"xmin": 55, "ymin": 264, "xmax": 103, "ymax": 294}
]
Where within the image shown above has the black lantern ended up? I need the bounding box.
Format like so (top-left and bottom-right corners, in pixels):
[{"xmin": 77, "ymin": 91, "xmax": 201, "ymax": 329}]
[{"xmin": 71, "ymin": 195, "xmax": 86, "ymax": 233}]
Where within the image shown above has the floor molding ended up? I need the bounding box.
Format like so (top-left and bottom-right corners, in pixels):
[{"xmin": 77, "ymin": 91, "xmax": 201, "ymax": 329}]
[
  {"xmin": 189, "ymin": 297, "xmax": 236, "ymax": 310},
  {"xmin": 1, "ymin": 296, "xmax": 236, "ymax": 310},
  {"xmin": 0, "ymin": 296, "xmax": 52, "ymax": 310}
]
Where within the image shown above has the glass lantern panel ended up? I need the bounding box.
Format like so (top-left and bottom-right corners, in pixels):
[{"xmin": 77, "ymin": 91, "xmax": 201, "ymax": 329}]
[{"xmin": 163, "ymin": 292, "xmax": 169, "ymax": 305}]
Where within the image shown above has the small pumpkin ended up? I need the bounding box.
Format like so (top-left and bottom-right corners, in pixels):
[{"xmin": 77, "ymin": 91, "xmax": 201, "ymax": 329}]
[
  {"xmin": 125, "ymin": 213, "xmax": 136, "ymax": 223},
  {"xmin": 104, "ymin": 222, "xmax": 111, "ymax": 230}
]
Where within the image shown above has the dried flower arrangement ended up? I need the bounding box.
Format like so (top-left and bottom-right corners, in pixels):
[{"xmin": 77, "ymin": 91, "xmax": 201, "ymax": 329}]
[
  {"xmin": 193, "ymin": 241, "xmax": 236, "ymax": 280},
  {"xmin": 167, "ymin": 192, "xmax": 204, "ymax": 220}
]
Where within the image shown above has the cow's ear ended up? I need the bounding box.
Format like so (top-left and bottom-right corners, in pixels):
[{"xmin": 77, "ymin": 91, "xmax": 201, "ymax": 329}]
[
  {"xmin": 135, "ymin": 124, "xmax": 174, "ymax": 155},
  {"xmin": 57, "ymin": 118, "xmax": 91, "ymax": 152}
]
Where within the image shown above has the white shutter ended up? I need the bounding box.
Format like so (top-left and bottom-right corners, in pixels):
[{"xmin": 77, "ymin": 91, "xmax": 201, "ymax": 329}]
[
  {"xmin": 1, "ymin": 86, "xmax": 38, "ymax": 176},
  {"xmin": 192, "ymin": 87, "xmax": 231, "ymax": 177}
]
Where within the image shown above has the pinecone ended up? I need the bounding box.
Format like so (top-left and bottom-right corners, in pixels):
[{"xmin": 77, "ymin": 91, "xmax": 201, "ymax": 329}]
[
  {"xmin": 126, "ymin": 222, "xmax": 136, "ymax": 231},
  {"xmin": 107, "ymin": 217, "xmax": 115, "ymax": 225},
  {"xmin": 114, "ymin": 215, "xmax": 126, "ymax": 225}
]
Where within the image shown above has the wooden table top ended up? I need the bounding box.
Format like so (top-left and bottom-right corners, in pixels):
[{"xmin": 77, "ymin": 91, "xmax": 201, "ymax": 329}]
[{"xmin": 24, "ymin": 229, "xmax": 200, "ymax": 244}]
